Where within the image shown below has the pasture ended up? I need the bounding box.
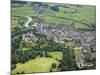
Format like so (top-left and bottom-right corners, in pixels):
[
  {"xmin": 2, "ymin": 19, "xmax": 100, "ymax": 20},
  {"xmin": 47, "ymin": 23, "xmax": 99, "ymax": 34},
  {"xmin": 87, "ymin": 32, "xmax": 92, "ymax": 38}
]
[{"xmin": 12, "ymin": 57, "xmax": 60, "ymax": 74}]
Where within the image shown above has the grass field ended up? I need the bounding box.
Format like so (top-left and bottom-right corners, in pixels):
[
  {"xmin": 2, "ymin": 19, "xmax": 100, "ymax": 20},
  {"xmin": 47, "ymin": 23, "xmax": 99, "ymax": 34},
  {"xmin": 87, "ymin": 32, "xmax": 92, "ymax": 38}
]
[
  {"xmin": 11, "ymin": 3, "xmax": 96, "ymax": 29},
  {"xmin": 11, "ymin": 4, "xmax": 36, "ymax": 16},
  {"xmin": 11, "ymin": 2, "xmax": 96, "ymax": 74},
  {"xmin": 12, "ymin": 57, "xmax": 59, "ymax": 74},
  {"xmin": 42, "ymin": 4, "xmax": 96, "ymax": 29},
  {"xmin": 48, "ymin": 52, "xmax": 63, "ymax": 60},
  {"xmin": 11, "ymin": 4, "xmax": 36, "ymax": 28},
  {"xmin": 74, "ymin": 50, "xmax": 82, "ymax": 56}
]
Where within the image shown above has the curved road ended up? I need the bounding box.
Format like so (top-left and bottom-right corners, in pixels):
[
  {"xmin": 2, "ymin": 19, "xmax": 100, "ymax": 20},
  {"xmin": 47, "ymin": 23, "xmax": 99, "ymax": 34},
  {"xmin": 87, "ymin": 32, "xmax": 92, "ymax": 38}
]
[
  {"xmin": 19, "ymin": 16, "xmax": 33, "ymax": 49},
  {"xmin": 24, "ymin": 16, "xmax": 32, "ymax": 27}
]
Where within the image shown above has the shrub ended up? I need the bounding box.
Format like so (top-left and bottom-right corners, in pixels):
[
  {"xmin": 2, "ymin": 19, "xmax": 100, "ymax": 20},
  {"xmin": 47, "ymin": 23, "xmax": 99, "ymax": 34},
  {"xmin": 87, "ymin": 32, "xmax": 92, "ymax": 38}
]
[{"xmin": 52, "ymin": 63, "xmax": 57, "ymax": 68}]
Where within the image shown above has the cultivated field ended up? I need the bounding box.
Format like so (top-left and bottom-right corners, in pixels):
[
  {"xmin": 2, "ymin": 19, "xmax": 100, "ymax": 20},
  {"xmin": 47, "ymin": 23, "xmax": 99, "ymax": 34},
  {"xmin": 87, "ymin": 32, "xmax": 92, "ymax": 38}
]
[{"xmin": 11, "ymin": 1, "xmax": 96, "ymax": 74}]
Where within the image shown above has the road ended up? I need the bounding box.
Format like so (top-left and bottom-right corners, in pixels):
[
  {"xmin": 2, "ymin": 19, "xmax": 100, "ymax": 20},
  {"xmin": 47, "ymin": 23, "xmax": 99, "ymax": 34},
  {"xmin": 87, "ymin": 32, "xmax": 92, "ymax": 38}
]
[
  {"xmin": 24, "ymin": 16, "xmax": 32, "ymax": 27},
  {"xmin": 19, "ymin": 16, "xmax": 32, "ymax": 49}
]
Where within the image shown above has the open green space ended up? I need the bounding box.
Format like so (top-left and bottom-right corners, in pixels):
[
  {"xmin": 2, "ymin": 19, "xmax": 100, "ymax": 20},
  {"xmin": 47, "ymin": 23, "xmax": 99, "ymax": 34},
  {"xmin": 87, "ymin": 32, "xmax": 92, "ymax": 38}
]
[
  {"xmin": 11, "ymin": 4, "xmax": 36, "ymax": 28},
  {"xmin": 11, "ymin": 4, "xmax": 36, "ymax": 16},
  {"xmin": 11, "ymin": 1, "xmax": 96, "ymax": 74},
  {"xmin": 12, "ymin": 57, "xmax": 60, "ymax": 74},
  {"xmin": 11, "ymin": 2, "xmax": 96, "ymax": 29},
  {"xmin": 74, "ymin": 50, "xmax": 82, "ymax": 56},
  {"xmin": 48, "ymin": 52, "xmax": 63, "ymax": 60}
]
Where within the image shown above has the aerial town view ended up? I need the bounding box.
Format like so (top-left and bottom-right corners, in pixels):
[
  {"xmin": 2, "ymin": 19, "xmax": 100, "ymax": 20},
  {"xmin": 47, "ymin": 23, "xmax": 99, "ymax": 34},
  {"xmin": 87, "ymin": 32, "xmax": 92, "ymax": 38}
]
[{"xmin": 11, "ymin": 0, "xmax": 96, "ymax": 74}]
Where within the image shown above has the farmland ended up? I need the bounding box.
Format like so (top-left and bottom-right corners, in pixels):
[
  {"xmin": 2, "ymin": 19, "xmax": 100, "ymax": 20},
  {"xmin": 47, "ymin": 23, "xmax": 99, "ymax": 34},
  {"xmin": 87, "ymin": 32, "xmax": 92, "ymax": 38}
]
[
  {"xmin": 11, "ymin": 1, "xmax": 96, "ymax": 29},
  {"xmin": 11, "ymin": 1, "xmax": 96, "ymax": 74}
]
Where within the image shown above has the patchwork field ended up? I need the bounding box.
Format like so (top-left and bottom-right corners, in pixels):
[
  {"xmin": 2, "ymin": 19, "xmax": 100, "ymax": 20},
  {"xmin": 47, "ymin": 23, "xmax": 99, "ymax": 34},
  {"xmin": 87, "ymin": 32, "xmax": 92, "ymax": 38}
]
[
  {"xmin": 11, "ymin": 4, "xmax": 36, "ymax": 28},
  {"xmin": 11, "ymin": 1, "xmax": 96, "ymax": 74},
  {"xmin": 11, "ymin": 2, "xmax": 96, "ymax": 29}
]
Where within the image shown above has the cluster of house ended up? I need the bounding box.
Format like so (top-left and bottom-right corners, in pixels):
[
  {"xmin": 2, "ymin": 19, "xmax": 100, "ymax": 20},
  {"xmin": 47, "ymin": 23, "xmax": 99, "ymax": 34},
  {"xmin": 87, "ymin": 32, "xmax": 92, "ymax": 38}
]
[
  {"xmin": 35, "ymin": 22, "xmax": 95, "ymax": 68},
  {"xmin": 24, "ymin": 22, "xmax": 96, "ymax": 69},
  {"xmin": 33, "ymin": 22, "xmax": 95, "ymax": 46}
]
